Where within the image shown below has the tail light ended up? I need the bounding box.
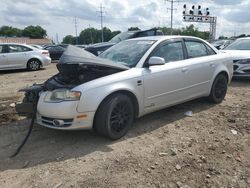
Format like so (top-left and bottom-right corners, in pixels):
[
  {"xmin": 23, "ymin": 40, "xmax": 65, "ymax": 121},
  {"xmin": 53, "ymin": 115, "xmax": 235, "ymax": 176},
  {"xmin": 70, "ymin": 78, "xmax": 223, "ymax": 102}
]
[{"xmin": 42, "ymin": 51, "xmax": 49, "ymax": 56}]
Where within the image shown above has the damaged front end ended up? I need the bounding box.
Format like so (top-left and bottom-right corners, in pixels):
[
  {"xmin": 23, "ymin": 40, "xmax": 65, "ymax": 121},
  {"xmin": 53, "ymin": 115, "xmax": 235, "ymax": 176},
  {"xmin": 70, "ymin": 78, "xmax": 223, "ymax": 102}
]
[
  {"xmin": 16, "ymin": 84, "xmax": 44, "ymax": 116},
  {"xmin": 16, "ymin": 45, "xmax": 129, "ymax": 116}
]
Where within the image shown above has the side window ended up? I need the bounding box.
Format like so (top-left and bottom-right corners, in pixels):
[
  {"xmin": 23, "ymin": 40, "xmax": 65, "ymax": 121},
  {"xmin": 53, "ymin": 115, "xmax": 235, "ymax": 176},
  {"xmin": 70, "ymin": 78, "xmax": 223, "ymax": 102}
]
[
  {"xmin": 151, "ymin": 42, "xmax": 184, "ymax": 63},
  {"xmin": 185, "ymin": 41, "xmax": 208, "ymax": 58},
  {"xmin": 8, "ymin": 45, "xmax": 31, "ymax": 53},
  {"xmin": 21, "ymin": 46, "xmax": 32, "ymax": 52},
  {"xmin": 1, "ymin": 45, "xmax": 8, "ymax": 53}
]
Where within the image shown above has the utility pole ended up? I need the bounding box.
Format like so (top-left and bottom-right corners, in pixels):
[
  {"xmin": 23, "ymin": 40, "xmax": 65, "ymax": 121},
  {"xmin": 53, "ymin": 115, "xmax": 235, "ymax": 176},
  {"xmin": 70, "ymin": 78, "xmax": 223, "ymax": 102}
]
[
  {"xmin": 74, "ymin": 16, "xmax": 78, "ymax": 44},
  {"xmin": 56, "ymin": 33, "xmax": 59, "ymax": 44},
  {"xmin": 97, "ymin": 4, "xmax": 105, "ymax": 42},
  {"xmin": 165, "ymin": 0, "xmax": 179, "ymax": 35}
]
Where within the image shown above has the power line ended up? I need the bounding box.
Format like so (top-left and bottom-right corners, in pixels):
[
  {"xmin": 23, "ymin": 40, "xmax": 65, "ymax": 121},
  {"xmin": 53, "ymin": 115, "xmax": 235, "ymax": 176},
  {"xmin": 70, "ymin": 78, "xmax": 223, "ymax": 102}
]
[
  {"xmin": 97, "ymin": 4, "xmax": 105, "ymax": 42},
  {"xmin": 164, "ymin": 0, "xmax": 179, "ymax": 35}
]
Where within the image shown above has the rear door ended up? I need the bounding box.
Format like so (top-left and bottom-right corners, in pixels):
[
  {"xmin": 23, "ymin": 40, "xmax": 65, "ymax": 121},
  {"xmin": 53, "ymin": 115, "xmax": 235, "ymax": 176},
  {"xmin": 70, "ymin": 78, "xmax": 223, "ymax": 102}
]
[
  {"xmin": 0, "ymin": 45, "xmax": 8, "ymax": 69},
  {"xmin": 181, "ymin": 38, "xmax": 217, "ymax": 98},
  {"xmin": 7, "ymin": 45, "xmax": 32, "ymax": 68}
]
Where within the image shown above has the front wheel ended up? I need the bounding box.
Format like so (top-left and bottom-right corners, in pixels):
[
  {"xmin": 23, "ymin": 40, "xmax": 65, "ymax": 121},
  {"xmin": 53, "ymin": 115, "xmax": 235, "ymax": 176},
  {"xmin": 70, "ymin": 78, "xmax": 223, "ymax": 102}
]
[
  {"xmin": 208, "ymin": 74, "xmax": 228, "ymax": 103},
  {"xmin": 27, "ymin": 59, "xmax": 41, "ymax": 71},
  {"xmin": 94, "ymin": 94, "xmax": 134, "ymax": 140}
]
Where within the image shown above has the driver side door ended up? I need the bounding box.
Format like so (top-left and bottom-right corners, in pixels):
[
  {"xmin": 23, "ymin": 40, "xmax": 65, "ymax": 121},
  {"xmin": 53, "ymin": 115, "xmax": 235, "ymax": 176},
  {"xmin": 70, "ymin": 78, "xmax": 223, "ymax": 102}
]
[{"xmin": 143, "ymin": 39, "xmax": 188, "ymax": 113}]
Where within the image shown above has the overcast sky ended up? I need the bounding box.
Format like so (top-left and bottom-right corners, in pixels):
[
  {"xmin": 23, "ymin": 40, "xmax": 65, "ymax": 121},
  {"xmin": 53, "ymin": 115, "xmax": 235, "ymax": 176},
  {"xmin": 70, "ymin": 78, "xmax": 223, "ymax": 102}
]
[{"xmin": 0, "ymin": 0, "xmax": 249, "ymax": 42}]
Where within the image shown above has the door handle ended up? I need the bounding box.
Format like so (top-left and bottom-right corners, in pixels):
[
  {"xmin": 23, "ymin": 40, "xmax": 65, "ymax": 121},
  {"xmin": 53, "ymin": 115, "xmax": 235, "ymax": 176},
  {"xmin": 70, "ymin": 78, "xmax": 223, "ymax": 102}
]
[{"xmin": 182, "ymin": 68, "xmax": 188, "ymax": 73}]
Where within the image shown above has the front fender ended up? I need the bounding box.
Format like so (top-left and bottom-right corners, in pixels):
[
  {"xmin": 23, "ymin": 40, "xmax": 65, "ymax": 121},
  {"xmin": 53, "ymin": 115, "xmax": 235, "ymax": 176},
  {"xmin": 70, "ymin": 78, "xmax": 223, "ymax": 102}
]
[{"xmin": 76, "ymin": 77, "xmax": 144, "ymax": 116}]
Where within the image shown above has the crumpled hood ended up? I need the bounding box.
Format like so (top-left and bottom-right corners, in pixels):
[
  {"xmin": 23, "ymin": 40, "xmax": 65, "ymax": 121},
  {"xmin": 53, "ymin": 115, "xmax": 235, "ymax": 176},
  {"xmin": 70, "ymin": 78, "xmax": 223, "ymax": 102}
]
[
  {"xmin": 58, "ymin": 45, "xmax": 129, "ymax": 71},
  {"xmin": 221, "ymin": 50, "xmax": 250, "ymax": 60}
]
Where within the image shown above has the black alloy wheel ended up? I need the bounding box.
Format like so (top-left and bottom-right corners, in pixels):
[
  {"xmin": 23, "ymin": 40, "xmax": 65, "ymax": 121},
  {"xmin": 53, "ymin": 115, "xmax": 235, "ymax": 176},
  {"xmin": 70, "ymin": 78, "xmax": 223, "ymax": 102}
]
[
  {"xmin": 208, "ymin": 74, "xmax": 228, "ymax": 103},
  {"xmin": 94, "ymin": 94, "xmax": 134, "ymax": 140}
]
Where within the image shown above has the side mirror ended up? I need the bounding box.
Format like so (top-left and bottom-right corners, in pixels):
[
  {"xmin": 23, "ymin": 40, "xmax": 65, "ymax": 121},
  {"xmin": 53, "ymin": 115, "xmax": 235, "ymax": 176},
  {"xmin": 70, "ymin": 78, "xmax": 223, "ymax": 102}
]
[{"xmin": 148, "ymin": 56, "xmax": 165, "ymax": 66}]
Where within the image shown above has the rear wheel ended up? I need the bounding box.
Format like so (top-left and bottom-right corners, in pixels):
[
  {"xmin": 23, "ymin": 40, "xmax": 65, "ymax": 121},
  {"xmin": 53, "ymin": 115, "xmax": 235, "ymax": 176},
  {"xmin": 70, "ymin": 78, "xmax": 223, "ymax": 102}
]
[
  {"xmin": 27, "ymin": 59, "xmax": 41, "ymax": 71},
  {"xmin": 208, "ymin": 74, "xmax": 228, "ymax": 103},
  {"xmin": 94, "ymin": 94, "xmax": 134, "ymax": 140}
]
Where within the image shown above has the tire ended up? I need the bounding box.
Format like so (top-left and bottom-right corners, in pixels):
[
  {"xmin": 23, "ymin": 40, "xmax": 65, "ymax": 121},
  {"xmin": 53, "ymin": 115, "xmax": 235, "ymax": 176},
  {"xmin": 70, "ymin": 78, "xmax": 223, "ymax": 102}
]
[
  {"xmin": 94, "ymin": 94, "xmax": 134, "ymax": 140},
  {"xmin": 208, "ymin": 74, "xmax": 228, "ymax": 103},
  {"xmin": 27, "ymin": 59, "xmax": 41, "ymax": 71}
]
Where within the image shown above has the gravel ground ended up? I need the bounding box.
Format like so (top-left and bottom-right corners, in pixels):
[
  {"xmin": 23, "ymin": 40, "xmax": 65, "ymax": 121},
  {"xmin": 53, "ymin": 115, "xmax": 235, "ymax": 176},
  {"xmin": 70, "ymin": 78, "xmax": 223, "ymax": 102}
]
[{"xmin": 0, "ymin": 64, "xmax": 249, "ymax": 188}]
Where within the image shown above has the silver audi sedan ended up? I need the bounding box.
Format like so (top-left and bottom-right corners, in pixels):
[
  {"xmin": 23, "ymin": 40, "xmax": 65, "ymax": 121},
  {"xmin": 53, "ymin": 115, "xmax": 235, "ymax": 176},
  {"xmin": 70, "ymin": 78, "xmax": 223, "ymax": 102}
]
[
  {"xmin": 17, "ymin": 36, "xmax": 233, "ymax": 140},
  {"xmin": 0, "ymin": 43, "xmax": 51, "ymax": 71}
]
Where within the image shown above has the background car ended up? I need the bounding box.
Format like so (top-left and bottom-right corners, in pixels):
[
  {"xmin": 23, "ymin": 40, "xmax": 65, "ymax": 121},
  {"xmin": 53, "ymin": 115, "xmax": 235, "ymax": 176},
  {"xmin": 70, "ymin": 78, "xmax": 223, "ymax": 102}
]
[
  {"xmin": 30, "ymin": 44, "xmax": 44, "ymax": 49},
  {"xmin": 221, "ymin": 37, "xmax": 250, "ymax": 77},
  {"xmin": 211, "ymin": 39, "xmax": 234, "ymax": 50},
  {"xmin": 0, "ymin": 43, "xmax": 51, "ymax": 71},
  {"xmin": 43, "ymin": 45, "xmax": 66, "ymax": 60},
  {"xmin": 17, "ymin": 36, "xmax": 233, "ymax": 140},
  {"xmin": 75, "ymin": 45, "xmax": 86, "ymax": 48},
  {"xmin": 85, "ymin": 28, "xmax": 164, "ymax": 55}
]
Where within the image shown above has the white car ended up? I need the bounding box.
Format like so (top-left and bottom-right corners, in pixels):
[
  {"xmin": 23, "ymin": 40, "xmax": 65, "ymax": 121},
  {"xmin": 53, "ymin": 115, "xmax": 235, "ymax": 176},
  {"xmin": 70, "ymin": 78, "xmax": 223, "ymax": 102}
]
[
  {"xmin": 17, "ymin": 36, "xmax": 233, "ymax": 140},
  {"xmin": 221, "ymin": 37, "xmax": 250, "ymax": 77},
  {"xmin": 0, "ymin": 43, "xmax": 51, "ymax": 71}
]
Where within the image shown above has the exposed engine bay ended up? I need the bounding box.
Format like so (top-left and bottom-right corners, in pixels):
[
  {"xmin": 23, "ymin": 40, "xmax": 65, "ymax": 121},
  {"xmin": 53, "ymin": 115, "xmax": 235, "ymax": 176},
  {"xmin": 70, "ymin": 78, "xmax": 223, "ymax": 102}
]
[{"xmin": 16, "ymin": 45, "xmax": 129, "ymax": 116}]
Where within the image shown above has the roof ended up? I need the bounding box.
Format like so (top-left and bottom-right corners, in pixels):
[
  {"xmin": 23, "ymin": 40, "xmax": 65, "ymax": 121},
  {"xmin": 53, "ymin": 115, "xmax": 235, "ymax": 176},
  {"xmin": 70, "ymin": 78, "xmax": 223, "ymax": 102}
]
[
  {"xmin": 0, "ymin": 37, "xmax": 52, "ymax": 45},
  {"xmin": 236, "ymin": 37, "xmax": 250, "ymax": 40},
  {"xmin": 128, "ymin": 35, "xmax": 203, "ymax": 41}
]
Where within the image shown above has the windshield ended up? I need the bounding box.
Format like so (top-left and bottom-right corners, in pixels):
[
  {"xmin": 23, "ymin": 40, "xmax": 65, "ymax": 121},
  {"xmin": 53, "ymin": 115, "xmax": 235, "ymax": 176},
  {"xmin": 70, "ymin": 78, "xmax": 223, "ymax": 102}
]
[
  {"xmin": 224, "ymin": 39, "xmax": 250, "ymax": 50},
  {"xmin": 109, "ymin": 32, "xmax": 136, "ymax": 43},
  {"xmin": 99, "ymin": 40, "xmax": 155, "ymax": 67}
]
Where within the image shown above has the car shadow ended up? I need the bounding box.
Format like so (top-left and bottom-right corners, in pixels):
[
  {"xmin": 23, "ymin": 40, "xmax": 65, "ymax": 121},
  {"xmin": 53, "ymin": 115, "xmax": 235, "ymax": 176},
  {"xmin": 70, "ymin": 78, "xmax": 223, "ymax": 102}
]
[
  {"xmin": 230, "ymin": 78, "xmax": 250, "ymax": 88},
  {"xmin": 0, "ymin": 68, "xmax": 46, "ymax": 75},
  {"xmin": 0, "ymin": 98, "xmax": 215, "ymax": 171}
]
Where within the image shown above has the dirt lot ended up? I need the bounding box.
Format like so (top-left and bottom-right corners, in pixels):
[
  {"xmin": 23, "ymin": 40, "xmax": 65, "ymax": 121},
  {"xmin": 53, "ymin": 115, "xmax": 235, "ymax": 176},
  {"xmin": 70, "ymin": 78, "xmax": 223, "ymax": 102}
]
[{"xmin": 0, "ymin": 64, "xmax": 249, "ymax": 188}]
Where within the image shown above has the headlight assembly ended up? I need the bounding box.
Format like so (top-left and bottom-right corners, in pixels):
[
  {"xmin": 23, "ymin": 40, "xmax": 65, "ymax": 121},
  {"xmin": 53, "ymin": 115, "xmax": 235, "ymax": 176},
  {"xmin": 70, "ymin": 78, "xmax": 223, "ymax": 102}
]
[{"xmin": 44, "ymin": 89, "xmax": 81, "ymax": 102}]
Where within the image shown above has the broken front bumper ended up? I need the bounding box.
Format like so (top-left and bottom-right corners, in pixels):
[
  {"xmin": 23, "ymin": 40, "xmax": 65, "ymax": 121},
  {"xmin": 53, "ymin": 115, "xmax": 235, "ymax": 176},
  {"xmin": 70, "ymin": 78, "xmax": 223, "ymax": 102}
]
[{"xmin": 36, "ymin": 92, "xmax": 94, "ymax": 130}]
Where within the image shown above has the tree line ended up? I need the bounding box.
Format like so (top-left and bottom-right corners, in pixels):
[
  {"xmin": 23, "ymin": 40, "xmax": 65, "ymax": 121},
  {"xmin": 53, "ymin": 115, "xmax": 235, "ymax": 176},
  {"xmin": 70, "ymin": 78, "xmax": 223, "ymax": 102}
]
[
  {"xmin": 1, "ymin": 24, "xmax": 249, "ymax": 44},
  {"xmin": 0, "ymin": 25, "xmax": 47, "ymax": 39},
  {"xmin": 62, "ymin": 25, "xmax": 211, "ymax": 45}
]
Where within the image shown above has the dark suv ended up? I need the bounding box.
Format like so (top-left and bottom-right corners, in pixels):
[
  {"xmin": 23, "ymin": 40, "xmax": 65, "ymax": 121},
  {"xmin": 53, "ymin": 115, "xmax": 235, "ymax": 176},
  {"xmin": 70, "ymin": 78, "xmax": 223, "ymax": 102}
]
[{"xmin": 85, "ymin": 28, "xmax": 163, "ymax": 56}]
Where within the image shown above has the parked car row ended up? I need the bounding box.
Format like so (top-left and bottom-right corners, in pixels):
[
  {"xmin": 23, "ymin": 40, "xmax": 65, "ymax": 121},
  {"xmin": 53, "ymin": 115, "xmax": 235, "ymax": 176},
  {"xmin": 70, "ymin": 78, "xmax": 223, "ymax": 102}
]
[
  {"xmin": 211, "ymin": 39, "xmax": 234, "ymax": 50},
  {"xmin": 221, "ymin": 37, "xmax": 250, "ymax": 78},
  {"xmin": 84, "ymin": 28, "xmax": 164, "ymax": 56}
]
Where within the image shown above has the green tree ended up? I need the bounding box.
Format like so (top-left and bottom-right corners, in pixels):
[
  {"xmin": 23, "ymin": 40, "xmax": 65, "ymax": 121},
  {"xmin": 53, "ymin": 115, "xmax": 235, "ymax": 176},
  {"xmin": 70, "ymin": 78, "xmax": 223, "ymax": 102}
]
[
  {"xmin": 218, "ymin": 36, "xmax": 228, "ymax": 40},
  {"xmin": 22, "ymin": 25, "xmax": 47, "ymax": 38},
  {"xmin": 0, "ymin": 26, "xmax": 22, "ymax": 37},
  {"xmin": 79, "ymin": 28, "xmax": 99, "ymax": 44},
  {"xmin": 128, "ymin": 27, "xmax": 140, "ymax": 31},
  {"xmin": 62, "ymin": 35, "xmax": 76, "ymax": 44}
]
